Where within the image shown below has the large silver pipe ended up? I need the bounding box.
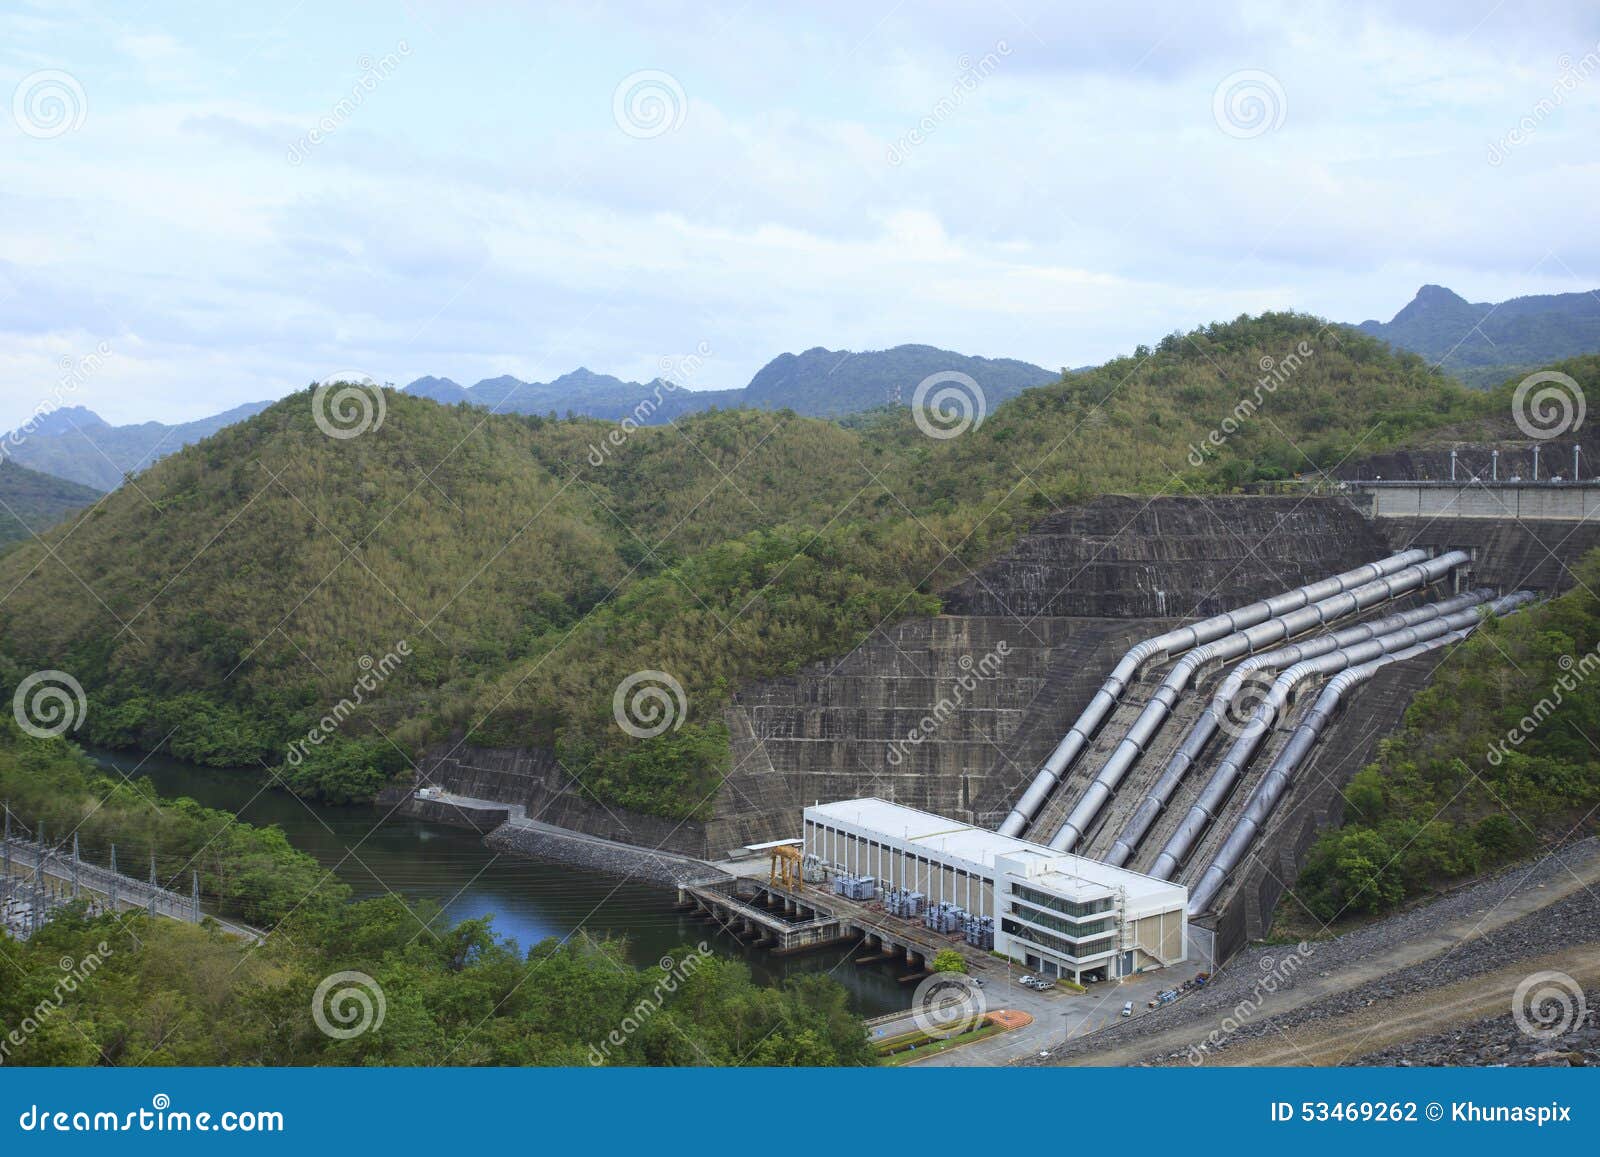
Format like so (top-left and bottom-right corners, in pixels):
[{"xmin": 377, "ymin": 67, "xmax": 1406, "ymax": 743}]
[
  {"xmin": 1146, "ymin": 591, "xmax": 1533, "ymax": 881},
  {"xmin": 1047, "ymin": 551, "xmax": 1469, "ymax": 852},
  {"xmin": 1101, "ymin": 577, "xmax": 1487, "ymax": 867},
  {"xmin": 995, "ymin": 549, "xmax": 1429, "ymax": 836},
  {"xmin": 1187, "ymin": 594, "xmax": 1535, "ymax": 915}
]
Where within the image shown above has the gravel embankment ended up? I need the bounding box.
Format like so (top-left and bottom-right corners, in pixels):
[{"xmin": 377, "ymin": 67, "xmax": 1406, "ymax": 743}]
[
  {"xmin": 1031, "ymin": 836, "xmax": 1600, "ymax": 1066},
  {"xmin": 1352, "ymin": 989, "xmax": 1598, "ymax": 1066}
]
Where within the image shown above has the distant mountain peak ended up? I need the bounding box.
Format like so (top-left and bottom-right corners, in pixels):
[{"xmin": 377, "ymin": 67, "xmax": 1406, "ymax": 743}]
[
  {"xmin": 1413, "ymin": 284, "xmax": 1470, "ymax": 306},
  {"xmin": 13, "ymin": 404, "xmax": 109, "ymax": 439},
  {"xmin": 1354, "ymin": 284, "xmax": 1600, "ymax": 387}
]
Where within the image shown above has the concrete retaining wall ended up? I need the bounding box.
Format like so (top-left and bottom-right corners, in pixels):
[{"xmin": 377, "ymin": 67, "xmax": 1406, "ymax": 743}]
[{"xmin": 1361, "ymin": 483, "xmax": 1600, "ymax": 521}]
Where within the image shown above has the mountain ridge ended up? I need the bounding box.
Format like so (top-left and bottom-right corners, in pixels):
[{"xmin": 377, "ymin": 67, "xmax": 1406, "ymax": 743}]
[
  {"xmin": 1357, "ymin": 284, "xmax": 1600, "ymax": 386},
  {"xmin": 2, "ymin": 401, "xmax": 275, "ymax": 491},
  {"xmin": 3, "ymin": 345, "xmax": 1058, "ymax": 490}
]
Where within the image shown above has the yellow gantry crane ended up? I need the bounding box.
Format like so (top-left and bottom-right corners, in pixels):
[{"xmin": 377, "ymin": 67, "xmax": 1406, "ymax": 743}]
[{"xmin": 768, "ymin": 844, "xmax": 803, "ymax": 891}]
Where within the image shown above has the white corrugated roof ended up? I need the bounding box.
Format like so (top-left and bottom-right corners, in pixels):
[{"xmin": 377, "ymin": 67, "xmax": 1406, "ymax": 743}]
[{"xmin": 805, "ymin": 798, "xmax": 1185, "ymax": 908}]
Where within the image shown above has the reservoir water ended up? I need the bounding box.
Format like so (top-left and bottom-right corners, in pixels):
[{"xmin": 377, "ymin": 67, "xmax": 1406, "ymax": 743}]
[{"xmin": 89, "ymin": 749, "xmax": 907, "ymax": 1016}]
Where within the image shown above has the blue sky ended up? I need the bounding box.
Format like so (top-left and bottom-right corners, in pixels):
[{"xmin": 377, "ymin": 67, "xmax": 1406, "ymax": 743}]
[{"xmin": 3, "ymin": 0, "xmax": 1598, "ymax": 424}]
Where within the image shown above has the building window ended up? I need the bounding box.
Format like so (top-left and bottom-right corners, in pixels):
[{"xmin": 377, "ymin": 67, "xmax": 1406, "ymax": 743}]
[
  {"xmin": 1012, "ymin": 884, "xmax": 1115, "ymax": 919},
  {"xmin": 1002, "ymin": 919, "xmax": 1118, "ymax": 962},
  {"xmin": 1009, "ymin": 902, "xmax": 1116, "ymax": 939}
]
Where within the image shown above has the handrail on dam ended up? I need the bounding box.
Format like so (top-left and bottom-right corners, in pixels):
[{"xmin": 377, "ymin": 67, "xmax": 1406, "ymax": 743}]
[
  {"xmin": 1146, "ymin": 591, "xmax": 1536, "ymax": 882},
  {"xmin": 1186, "ymin": 593, "xmax": 1536, "ymax": 916},
  {"xmin": 1100, "ymin": 585, "xmax": 1495, "ymax": 867},
  {"xmin": 1044, "ymin": 550, "xmax": 1470, "ymax": 853},
  {"xmin": 994, "ymin": 549, "xmax": 1429, "ymax": 838}
]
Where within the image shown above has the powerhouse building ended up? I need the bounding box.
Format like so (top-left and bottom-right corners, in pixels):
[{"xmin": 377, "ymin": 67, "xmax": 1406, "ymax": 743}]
[{"xmin": 803, "ymin": 798, "xmax": 1187, "ymax": 982}]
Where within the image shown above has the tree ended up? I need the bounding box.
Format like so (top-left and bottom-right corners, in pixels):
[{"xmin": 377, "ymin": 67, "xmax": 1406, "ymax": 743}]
[{"xmin": 931, "ymin": 949, "xmax": 966, "ymax": 973}]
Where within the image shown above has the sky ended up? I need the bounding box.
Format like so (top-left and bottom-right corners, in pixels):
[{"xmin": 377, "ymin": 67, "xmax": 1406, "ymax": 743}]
[{"xmin": 2, "ymin": 0, "xmax": 1599, "ymax": 425}]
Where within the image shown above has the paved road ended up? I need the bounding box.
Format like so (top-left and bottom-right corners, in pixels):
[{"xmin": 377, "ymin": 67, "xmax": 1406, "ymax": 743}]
[{"xmin": 912, "ymin": 961, "xmax": 1211, "ymax": 1066}]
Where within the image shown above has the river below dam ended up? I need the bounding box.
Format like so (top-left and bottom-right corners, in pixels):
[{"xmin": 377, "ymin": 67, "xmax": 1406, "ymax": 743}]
[{"xmin": 87, "ymin": 749, "xmax": 908, "ymax": 1017}]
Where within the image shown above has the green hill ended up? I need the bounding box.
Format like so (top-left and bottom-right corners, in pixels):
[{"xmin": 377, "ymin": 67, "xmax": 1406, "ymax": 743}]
[
  {"xmin": 0, "ymin": 314, "xmax": 1489, "ymax": 814},
  {"xmin": 0, "ymin": 459, "xmax": 102, "ymax": 548},
  {"xmin": 1357, "ymin": 284, "xmax": 1600, "ymax": 387}
]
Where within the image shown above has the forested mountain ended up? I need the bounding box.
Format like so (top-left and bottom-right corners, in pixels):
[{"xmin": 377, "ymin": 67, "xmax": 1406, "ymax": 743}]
[
  {"xmin": 402, "ymin": 345, "xmax": 1057, "ymax": 422},
  {"xmin": 1, "ymin": 401, "xmax": 274, "ymax": 491},
  {"xmin": 0, "ymin": 459, "xmax": 102, "ymax": 547},
  {"xmin": 0, "ymin": 314, "xmax": 1491, "ymax": 816},
  {"xmin": 1356, "ymin": 284, "xmax": 1600, "ymax": 386},
  {"xmin": 2, "ymin": 348, "xmax": 1051, "ymax": 492}
]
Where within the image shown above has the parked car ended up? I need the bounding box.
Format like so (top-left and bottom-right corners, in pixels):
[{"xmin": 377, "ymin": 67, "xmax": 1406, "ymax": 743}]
[{"xmin": 1121, "ymin": 1001, "xmax": 1134, "ymax": 1017}]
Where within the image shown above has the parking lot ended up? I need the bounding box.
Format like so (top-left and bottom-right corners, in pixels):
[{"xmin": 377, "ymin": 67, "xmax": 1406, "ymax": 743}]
[{"xmin": 910, "ymin": 936, "xmax": 1216, "ymax": 1066}]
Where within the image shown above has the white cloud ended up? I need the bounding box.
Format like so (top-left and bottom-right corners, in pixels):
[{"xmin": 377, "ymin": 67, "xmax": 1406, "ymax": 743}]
[{"xmin": 1, "ymin": 0, "xmax": 1597, "ymax": 427}]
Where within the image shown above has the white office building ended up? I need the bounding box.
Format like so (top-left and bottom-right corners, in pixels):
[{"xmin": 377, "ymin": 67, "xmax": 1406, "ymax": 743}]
[{"xmin": 803, "ymin": 798, "xmax": 1187, "ymax": 982}]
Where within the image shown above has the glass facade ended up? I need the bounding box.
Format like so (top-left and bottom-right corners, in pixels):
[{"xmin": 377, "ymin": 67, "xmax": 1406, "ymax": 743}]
[
  {"xmin": 1013, "ymin": 883, "xmax": 1115, "ymax": 919},
  {"xmin": 1001, "ymin": 918, "xmax": 1117, "ymax": 961},
  {"xmin": 1009, "ymin": 901, "xmax": 1115, "ymax": 939}
]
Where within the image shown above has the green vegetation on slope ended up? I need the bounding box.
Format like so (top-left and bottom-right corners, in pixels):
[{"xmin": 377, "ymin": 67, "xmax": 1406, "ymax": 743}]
[
  {"xmin": 2, "ymin": 402, "xmax": 274, "ymax": 492},
  {"xmin": 0, "ymin": 726, "xmax": 871, "ymax": 1067},
  {"xmin": 1296, "ymin": 549, "xmax": 1600, "ymax": 921},
  {"xmin": 0, "ymin": 897, "xmax": 871, "ymax": 1066},
  {"xmin": 0, "ymin": 722, "xmax": 340, "ymax": 925},
  {"xmin": 0, "ymin": 460, "xmax": 101, "ymax": 548},
  {"xmin": 0, "ymin": 314, "xmax": 1490, "ymax": 816}
]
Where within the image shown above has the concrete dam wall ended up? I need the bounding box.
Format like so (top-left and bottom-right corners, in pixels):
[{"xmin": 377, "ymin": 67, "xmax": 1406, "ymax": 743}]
[
  {"xmin": 420, "ymin": 495, "xmax": 1397, "ymax": 860},
  {"xmin": 417, "ymin": 489, "xmax": 1590, "ymax": 963}
]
